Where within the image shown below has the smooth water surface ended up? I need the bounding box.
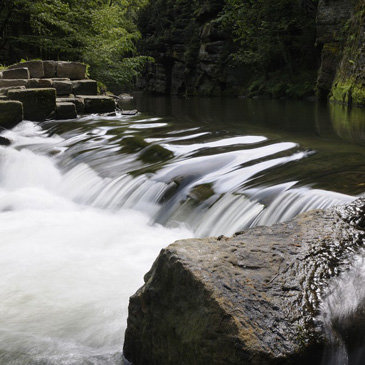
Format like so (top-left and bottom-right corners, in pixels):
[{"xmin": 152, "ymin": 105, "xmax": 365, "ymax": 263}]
[{"xmin": 1, "ymin": 96, "xmax": 365, "ymax": 364}]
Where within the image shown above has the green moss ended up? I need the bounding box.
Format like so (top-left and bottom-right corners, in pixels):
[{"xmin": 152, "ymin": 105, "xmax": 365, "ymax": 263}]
[
  {"xmin": 330, "ymin": 80, "xmax": 352, "ymax": 104},
  {"xmin": 351, "ymin": 83, "xmax": 365, "ymax": 105},
  {"xmin": 322, "ymin": 43, "xmax": 340, "ymax": 55},
  {"xmin": 330, "ymin": 79, "xmax": 365, "ymax": 106}
]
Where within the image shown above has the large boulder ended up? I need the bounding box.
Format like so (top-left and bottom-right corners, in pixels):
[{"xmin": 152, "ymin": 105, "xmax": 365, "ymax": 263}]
[
  {"xmin": 56, "ymin": 62, "xmax": 87, "ymax": 80},
  {"xmin": 0, "ymin": 100, "xmax": 23, "ymax": 129},
  {"xmin": 7, "ymin": 88, "xmax": 56, "ymax": 121},
  {"xmin": 124, "ymin": 200, "xmax": 365, "ymax": 364},
  {"xmin": 8, "ymin": 60, "xmax": 44, "ymax": 78}
]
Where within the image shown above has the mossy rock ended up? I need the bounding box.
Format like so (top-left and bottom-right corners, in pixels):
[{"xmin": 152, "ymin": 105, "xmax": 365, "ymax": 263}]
[
  {"xmin": 7, "ymin": 88, "xmax": 56, "ymax": 121},
  {"xmin": 331, "ymin": 80, "xmax": 365, "ymax": 107},
  {"xmin": 139, "ymin": 144, "xmax": 173, "ymax": 163},
  {"xmin": 330, "ymin": 80, "xmax": 352, "ymax": 104},
  {"xmin": 0, "ymin": 100, "xmax": 23, "ymax": 129},
  {"xmin": 121, "ymin": 136, "xmax": 148, "ymax": 153},
  {"xmin": 188, "ymin": 184, "xmax": 215, "ymax": 202}
]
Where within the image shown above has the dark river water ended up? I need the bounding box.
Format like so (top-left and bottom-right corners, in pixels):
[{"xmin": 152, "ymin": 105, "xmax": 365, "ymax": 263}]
[{"xmin": 0, "ymin": 96, "xmax": 364, "ymax": 364}]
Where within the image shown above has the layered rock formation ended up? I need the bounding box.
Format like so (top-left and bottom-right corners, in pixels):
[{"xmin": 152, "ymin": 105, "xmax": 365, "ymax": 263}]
[{"xmin": 124, "ymin": 199, "xmax": 365, "ymax": 364}]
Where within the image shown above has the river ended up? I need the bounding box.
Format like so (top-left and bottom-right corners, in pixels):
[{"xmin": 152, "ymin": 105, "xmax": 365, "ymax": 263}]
[{"xmin": 0, "ymin": 96, "xmax": 364, "ymax": 364}]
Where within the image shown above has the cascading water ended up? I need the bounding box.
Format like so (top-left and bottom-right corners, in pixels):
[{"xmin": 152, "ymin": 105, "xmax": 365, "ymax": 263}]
[{"xmin": 0, "ymin": 96, "xmax": 364, "ymax": 364}]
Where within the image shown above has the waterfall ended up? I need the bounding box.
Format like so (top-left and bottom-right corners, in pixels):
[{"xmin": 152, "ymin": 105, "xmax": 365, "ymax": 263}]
[{"xmin": 0, "ymin": 103, "xmax": 359, "ymax": 364}]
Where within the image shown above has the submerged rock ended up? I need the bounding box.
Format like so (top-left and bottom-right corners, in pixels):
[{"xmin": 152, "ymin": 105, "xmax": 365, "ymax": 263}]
[{"xmin": 124, "ymin": 200, "xmax": 365, "ymax": 364}]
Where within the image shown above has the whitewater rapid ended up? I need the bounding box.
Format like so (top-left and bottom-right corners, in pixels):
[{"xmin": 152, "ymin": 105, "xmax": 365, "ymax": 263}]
[{"xmin": 0, "ymin": 122, "xmax": 192, "ymax": 364}]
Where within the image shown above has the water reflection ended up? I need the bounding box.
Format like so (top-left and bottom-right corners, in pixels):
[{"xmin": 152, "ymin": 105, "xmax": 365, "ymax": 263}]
[{"xmin": 329, "ymin": 104, "xmax": 365, "ymax": 144}]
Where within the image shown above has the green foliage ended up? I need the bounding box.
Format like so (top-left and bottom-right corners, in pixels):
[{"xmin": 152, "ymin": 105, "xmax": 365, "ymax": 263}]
[
  {"xmin": 221, "ymin": 0, "xmax": 316, "ymax": 74},
  {"xmin": 0, "ymin": 0, "xmax": 150, "ymax": 92},
  {"xmin": 220, "ymin": 0, "xmax": 317, "ymax": 97},
  {"xmin": 247, "ymin": 70, "xmax": 316, "ymax": 99}
]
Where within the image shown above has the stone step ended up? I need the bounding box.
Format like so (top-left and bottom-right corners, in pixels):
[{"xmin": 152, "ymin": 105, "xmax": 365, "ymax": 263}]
[
  {"xmin": 0, "ymin": 100, "xmax": 23, "ymax": 129},
  {"xmin": 57, "ymin": 97, "xmax": 85, "ymax": 113},
  {"xmin": 53, "ymin": 80, "xmax": 73, "ymax": 96},
  {"xmin": 72, "ymin": 80, "xmax": 98, "ymax": 96},
  {"xmin": 0, "ymin": 79, "xmax": 28, "ymax": 88},
  {"xmin": 57, "ymin": 62, "xmax": 87, "ymax": 80},
  {"xmin": 0, "ymin": 86, "xmax": 26, "ymax": 96},
  {"xmin": 1, "ymin": 67, "xmax": 30, "ymax": 80},
  {"xmin": 7, "ymin": 60, "xmax": 44, "ymax": 78},
  {"xmin": 56, "ymin": 102, "xmax": 77, "ymax": 120},
  {"xmin": 79, "ymin": 95, "xmax": 116, "ymax": 114},
  {"xmin": 7, "ymin": 88, "xmax": 56, "ymax": 121}
]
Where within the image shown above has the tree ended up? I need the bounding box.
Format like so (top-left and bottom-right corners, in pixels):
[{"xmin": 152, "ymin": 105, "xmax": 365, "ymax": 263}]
[
  {"xmin": 0, "ymin": 0, "xmax": 150, "ymax": 92},
  {"xmin": 221, "ymin": 0, "xmax": 317, "ymax": 77}
]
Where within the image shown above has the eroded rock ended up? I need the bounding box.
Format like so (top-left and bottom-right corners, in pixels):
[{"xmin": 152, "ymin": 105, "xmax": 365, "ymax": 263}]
[{"xmin": 124, "ymin": 201, "xmax": 365, "ymax": 364}]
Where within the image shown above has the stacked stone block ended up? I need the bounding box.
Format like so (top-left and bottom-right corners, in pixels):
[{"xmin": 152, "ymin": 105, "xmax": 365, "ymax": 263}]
[{"xmin": 0, "ymin": 60, "xmax": 116, "ymax": 128}]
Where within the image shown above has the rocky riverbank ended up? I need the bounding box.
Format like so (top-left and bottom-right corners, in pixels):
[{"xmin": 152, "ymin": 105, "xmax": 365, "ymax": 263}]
[
  {"xmin": 0, "ymin": 60, "xmax": 116, "ymax": 129},
  {"xmin": 124, "ymin": 198, "xmax": 365, "ymax": 364}
]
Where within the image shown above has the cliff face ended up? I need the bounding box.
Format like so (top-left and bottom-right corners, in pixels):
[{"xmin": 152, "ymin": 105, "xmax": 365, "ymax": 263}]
[
  {"xmin": 327, "ymin": 1, "xmax": 365, "ymax": 106},
  {"xmin": 316, "ymin": 0, "xmax": 365, "ymax": 106},
  {"xmin": 137, "ymin": 0, "xmax": 239, "ymax": 96},
  {"xmin": 315, "ymin": 0, "xmax": 354, "ymax": 100},
  {"xmin": 137, "ymin": 0, "xmax": 364, "ymax": 104}
]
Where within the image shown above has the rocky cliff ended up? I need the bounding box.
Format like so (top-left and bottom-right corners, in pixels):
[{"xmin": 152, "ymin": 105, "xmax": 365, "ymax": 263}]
[
  {"xmin": 316, "ymin": 0, "xmax": 365, "ymax": 106},
  {"xmin": 137, "ymin": 0, "xmax": 238, "ymax": 96},
  {"xmin": 123, "ymin": 199, "xmax": 365, "ymax": 364},
  {"xmin": 138, "ymin": 0, "xmax": 364, "ymax": 104}
]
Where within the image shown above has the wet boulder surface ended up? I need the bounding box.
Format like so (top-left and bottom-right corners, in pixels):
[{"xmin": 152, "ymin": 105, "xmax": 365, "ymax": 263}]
[{"xmin": 124, "ymin": 199, "xmax": 365, "ymax": 364}]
